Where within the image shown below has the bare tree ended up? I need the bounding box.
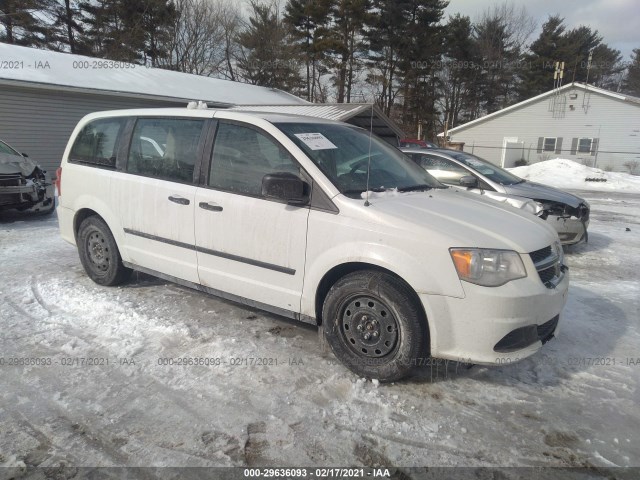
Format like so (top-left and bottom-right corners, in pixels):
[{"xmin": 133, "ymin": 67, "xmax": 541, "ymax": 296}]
[
  {"xmin": 623, "ymin": 160, "xmax": 639, "ymax": 174},
  {"xmin": 160, "ymin": 0, "xmax": 239, "ymax": 76}
]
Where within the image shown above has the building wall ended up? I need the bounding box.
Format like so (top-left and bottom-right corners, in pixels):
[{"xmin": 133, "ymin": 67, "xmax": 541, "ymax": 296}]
[
  {"xmin": 0, "ymin": 85, "xmax": 181, "ymax": 175},
  {"xmin": 447, "ymin": 86, "xmax": 640, "ymax": 172}
]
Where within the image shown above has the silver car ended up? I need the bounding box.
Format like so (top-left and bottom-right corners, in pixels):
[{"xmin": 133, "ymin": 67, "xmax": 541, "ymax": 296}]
[
  {"xmin": 0, "ymin": 139, "xmax": 55, "ymax": 214},
  {"xmin": 402, "ymin": 148, "xmax": 590, "ymax": 245}
]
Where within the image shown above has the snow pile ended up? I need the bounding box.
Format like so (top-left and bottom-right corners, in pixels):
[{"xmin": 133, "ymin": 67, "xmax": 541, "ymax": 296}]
[{"xmin": 508, "ymin": 158, "xmax": 640, "ymax": 192}]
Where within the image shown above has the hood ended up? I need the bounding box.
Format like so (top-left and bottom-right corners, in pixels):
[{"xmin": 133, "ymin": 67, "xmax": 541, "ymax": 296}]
[
  {"xmin": 504, "ymin": 180, "xmax": 585, "ymax": 207},
  {"xmin": 360, "ymin": 188, "xmax": 559, "ymax": 253},
  {"xmin": 0, "ymin": 152, "xmax": 37, "ymax": 177}
]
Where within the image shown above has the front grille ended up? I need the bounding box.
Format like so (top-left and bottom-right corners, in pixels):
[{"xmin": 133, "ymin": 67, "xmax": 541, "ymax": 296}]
[
  {"xmin": 538, "ymin": 266, "xmax": 557, "ymax": 284},
  {"xmin": 537, "ymin": 315, "xmax": 559, "ymax": 344},
  {"xmin": 0, "ymin": 174, "xmax": 21, "ymax": 187},
  {"xmin": 529, "ymin": 246, "xmax": 552, "ymax": 265},
  {"xmin": 529, "ymin": 245, "xmax": 562, "ymax": 288}
]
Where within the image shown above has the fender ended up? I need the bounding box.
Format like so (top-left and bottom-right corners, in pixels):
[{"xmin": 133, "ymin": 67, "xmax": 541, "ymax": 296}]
[{"xmin": 300, "ymin": 241, "xmax": 465, "ymax": 319}]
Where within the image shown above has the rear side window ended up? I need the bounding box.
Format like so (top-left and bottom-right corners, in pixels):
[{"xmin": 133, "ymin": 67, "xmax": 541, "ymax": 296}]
[
  {"xmin": 209, "ymin": 122, "xmax": 300, "ymax": 196},
  {"xmin": 69, "ymin": 118, "xmax": 125, "ymax": 167},
  {"xmin": 127, "ymin": 118, "xmax": 205, "ymax": 183}
]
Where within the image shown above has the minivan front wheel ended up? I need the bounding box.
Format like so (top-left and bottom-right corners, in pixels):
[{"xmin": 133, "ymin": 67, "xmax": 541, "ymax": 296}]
[
  {"xmin": 323, "ymin": 270, "xmax": 428, "ymax": 382},
  {"xmin": 77, "ymin": 216, "xmax": 131, "ymax": 286}
]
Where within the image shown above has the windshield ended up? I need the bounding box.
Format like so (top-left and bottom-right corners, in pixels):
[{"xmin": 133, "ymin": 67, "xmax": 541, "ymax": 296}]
[
  {"xmin": 0, "ymin": 140, "xmax": 20, "ymax": 156},
  {"xmin": 275, "ymin": 122, "xmax": 444, "ymax": 197},
  {"xmin": 446, "ymin": 151, "xmax": 523, "ymax": 185}
]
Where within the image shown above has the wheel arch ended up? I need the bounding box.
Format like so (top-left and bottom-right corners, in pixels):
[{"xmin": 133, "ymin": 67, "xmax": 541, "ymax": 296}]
[
  {"xmin": 314, "ymin": 262, "xmax": 429, "ymax": 334},
  {"xmin": 73, "ymin": 208, "xmax": 102, "ymax": 239}
]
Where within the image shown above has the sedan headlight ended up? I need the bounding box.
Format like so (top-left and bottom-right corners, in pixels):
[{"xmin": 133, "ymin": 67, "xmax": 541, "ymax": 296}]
[
  {"xmin": 522, "ymin": 200, "xmax": 544, "ymax": 216},
  {"xmin": 449, "ymin": 248, "xmax": 527, "ymax": 287}
]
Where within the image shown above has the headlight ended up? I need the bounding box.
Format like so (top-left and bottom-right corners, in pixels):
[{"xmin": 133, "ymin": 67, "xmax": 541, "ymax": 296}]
[
  {"xmin": 449, "ymin": 248, "xmax": 527, "ymax": 287},
  {"xmin": 523, "ymin": 200, "xmax": 544, "ymax": 216},
  {"xmin": 504, "ymin": 198, "xmax": 543, "ymax": 216}
]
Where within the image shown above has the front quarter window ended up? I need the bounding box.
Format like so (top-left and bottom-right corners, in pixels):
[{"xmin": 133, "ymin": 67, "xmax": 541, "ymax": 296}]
[{"xmin": 275, "ymin": 122, "xmax": 444, "ymax": 196}]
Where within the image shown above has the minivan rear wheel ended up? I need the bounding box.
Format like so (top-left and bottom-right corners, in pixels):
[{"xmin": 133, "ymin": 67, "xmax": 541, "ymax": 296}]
[
  {"xmin": 322, "ymin": 270, "xmax": 428, "ymax": 382},
  {"xmin": 77, "ymin": 216, "xmax": 131, "ymax": 286}
]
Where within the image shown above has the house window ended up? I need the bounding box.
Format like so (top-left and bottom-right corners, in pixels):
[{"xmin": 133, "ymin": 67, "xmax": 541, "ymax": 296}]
[
  {"xmin": 578, "ymin": 138, "xmax": 593, "ymax": 153},
  {"xmin": 543, "ymin": 137, "xmax": 557, "ymax": 152}
]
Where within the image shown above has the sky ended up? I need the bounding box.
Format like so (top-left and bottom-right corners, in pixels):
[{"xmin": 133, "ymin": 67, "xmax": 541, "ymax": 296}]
[{"xmin": 444, "ymin": 0, "xmax": 638, "ymax": 61}]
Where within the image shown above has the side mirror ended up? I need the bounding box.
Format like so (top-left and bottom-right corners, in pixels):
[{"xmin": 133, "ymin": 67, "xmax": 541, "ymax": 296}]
[
  {"xmin": 459, "ymin": 175, "xmax": 478, "ymax": 188},
  {"xmin": 262, "ymin": 172, "xmax": 309, "ymax": 206},
  {"xmin": 22, "ymin": 152, "xmax": 29, "ymax": 158}
]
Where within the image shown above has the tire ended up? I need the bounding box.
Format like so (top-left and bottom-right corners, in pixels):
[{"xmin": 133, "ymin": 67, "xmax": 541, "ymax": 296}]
[
  {"xmin": 322, "ymin": 270, "xmax": 428, "ymax": 382},
  {"xmin": 77, "ymin": 216, "xmax": 132, "ymax": 286}
]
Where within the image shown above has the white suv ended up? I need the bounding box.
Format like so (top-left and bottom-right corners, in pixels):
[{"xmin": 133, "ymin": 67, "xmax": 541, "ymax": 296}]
[{"xmin": 57, "ymin": 108, "xmax": 569, "ymax": 381}]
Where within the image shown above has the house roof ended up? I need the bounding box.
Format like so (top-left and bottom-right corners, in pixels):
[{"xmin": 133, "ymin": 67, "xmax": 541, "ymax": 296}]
[
  {"xmin": 0, "ymin": 43, "xmax": 307, "ymax": 106},
  {"xmin": 229, "ymin": 103, "xmax": 405, "ymax": 140},
  {"xmin": 440, "ymin": 82, "xmax": 640, "ymax": 136}
]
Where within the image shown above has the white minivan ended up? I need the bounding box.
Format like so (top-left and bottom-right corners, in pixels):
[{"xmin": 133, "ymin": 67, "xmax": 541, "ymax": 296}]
[{"xmin": 57, "ymin": 107, "xmax": 569, "ymax": 381}]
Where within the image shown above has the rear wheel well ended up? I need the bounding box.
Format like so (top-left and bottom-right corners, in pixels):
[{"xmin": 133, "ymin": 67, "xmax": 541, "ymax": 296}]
[
  {"xmin": 315, "ymin": 263, "xmax": 428, "ymax": 330},
  {"xmin": 73, "ymin": 208, "xmax": 101, "ymax": 239}
]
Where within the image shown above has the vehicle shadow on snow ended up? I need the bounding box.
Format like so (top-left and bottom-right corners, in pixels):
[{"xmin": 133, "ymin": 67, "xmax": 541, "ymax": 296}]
[
  {"xmin": 125, "ymin": 270, "xmax": 167, "ymax": 288},
  {"xmin": 408, "ymin": 285, "xmax": 628, "ymax": 387},
  {"xmin": 563, "ymin": 231, "xmax": 612, "ymax": 254},
  {"xmin": 110, "ymin": 262, "xmax": 626, "ymax": 389},
  {"xmin": 0, "ymin": 209, "xmax": 57, "ymax": 224}
]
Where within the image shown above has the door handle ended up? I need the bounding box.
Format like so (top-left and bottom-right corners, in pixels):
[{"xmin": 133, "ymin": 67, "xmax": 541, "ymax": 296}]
[
  {"xmin": 199, "ymin": 201, "xmax": 223, "ymax": 212},
  {"xmin": 168, "ymin": 195, "xmax": 190, "ymax": 205}
]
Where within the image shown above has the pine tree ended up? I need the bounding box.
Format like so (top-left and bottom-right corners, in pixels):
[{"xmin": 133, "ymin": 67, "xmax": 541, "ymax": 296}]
[
  {"xmin": 396, "ymin": 0, "xmax": 447, "ymax": 138},
  {"xmin": 471, "ymin": 4, "xmax": 534, "ymax": 114},
  {"xmin": 437, "ymin": 14, "xmax": 480, "ymax": 128},
  {"xmin": 284, "ymin": 0, "xmax": 334, "ymax": 102},
  {"xmin": 519, "ymin": 18, "xmax": 624, "ymax": 98},
  {"xmin": 562, "ymin": 25, "xmax": 623, "ymax": 88},
  {"xmin": 125, "ymin": 0, "xmax": 177, "ymax": 66},
  {"xmin": 237, "ymin": 1, "xmax": 303, "ymax": 93},
  {"xmin": 623, "ymin": 49, "xmax": 640, "ymax": 97},
  {"xmin": 325, "ymin": 0, "xmax": 370, "ymax": 103},
  {"xmin": 0, "ymin": 0, "xmax": 52, "ymax": 46},
  {"xmin": 80, "ymin": 0, "xmax": 176, "ymax": 64},
  {"xmin": 47, "ymin": 0, "xmax": 84, "ymax": 53},
  {"xmin": 518, "ymin": 15, "xmax": 567, "ymax": 99},
  {"xmin": 364, "ymin": 0, "xmax": 408, "ymax": 115}
]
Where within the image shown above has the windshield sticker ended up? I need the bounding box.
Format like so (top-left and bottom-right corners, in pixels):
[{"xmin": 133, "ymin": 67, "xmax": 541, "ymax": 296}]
[{"xmin": 294, "ymin": 133, "xmax": 338, "ymax": 150}]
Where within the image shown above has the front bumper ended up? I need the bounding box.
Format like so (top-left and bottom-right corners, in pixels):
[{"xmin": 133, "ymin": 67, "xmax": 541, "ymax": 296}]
[
  {"xmin": 548, "ymin": 215, "xmax": 589, "ymax": 245},
  {"xmin": 0, "ymin": 182, "xmax": 54, "ymax": 212},
  {"xmin": 420, "ymin": 268, "xmax": 569, "ymax": 365}
]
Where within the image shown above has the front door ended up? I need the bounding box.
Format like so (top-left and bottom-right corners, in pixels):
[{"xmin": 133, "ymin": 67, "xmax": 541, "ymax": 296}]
[{"xmin": 194, "ymin": 121, "xmax": 310, "ymax": 313}]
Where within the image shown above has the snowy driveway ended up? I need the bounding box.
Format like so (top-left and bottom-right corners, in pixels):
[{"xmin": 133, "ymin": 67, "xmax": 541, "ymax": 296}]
[{"xmin": 1, "ymin": 190, "xmax": 639, "ymax": 472}]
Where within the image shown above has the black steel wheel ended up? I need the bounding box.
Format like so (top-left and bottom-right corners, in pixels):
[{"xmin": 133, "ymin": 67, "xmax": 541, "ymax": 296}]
[
  {"xmin": 340, "ymin": 295, "xmax": 399, "ymax": 358},
  {"xmin": 323, "ymin": 270, "xmax": 428, "ymax": 382},
  {"xmin": 77, "ymin": 216, "xmax": 131, "ymax": 286}
]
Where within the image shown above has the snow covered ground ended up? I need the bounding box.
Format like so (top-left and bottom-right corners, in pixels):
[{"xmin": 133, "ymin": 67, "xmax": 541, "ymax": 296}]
[
  {"xmin": 0, "ymin": 190, "xmax": 639, "ymax": 477},
  {"xmin": 508, "ymin": 159, "xmax": 640, "ymax": 192}
]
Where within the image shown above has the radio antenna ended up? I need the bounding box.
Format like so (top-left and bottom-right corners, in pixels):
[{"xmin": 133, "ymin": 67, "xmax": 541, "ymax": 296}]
[{"xmin": 364, "ymin": 104, "xmax": 374, "ymax": 207}]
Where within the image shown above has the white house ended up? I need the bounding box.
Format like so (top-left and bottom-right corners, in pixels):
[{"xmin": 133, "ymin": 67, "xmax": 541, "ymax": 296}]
[{"xmin": 440, "ymin": 82, "xmax": 640, "ymax": 172}]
